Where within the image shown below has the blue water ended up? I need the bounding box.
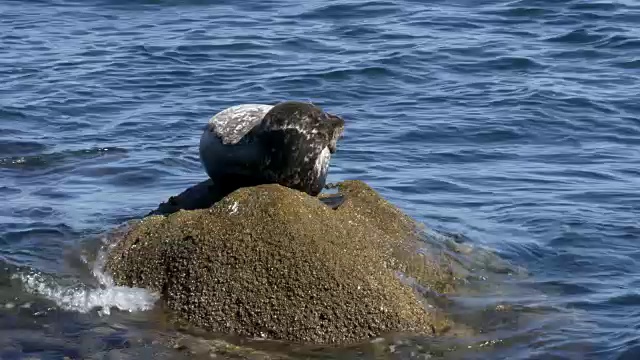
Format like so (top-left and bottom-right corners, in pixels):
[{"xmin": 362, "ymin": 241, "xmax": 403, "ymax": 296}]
[{"xmin": 1, "ymin": 0, "xmax": 640, "ymax": 358}]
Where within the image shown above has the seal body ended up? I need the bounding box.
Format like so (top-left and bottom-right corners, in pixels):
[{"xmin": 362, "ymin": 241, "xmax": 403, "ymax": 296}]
[
  {"xmin": 199, "ymin": 101, "xmax": 344, "ymax": 196},
  {"xmin": 199, "ymin": 103, "xmax": 273, "ymax": 183}
]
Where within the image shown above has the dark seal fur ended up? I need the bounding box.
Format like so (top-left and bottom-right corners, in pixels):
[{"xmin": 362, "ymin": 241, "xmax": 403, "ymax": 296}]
[{"xmin": 248, "ymin": 101, "xmax": 345, "ymax": 195}]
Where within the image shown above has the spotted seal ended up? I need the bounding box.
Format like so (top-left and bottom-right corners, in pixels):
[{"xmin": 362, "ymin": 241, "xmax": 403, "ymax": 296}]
[{"xmin": 199, "ymin": 101, "xmax": 345, "ymax": 197}]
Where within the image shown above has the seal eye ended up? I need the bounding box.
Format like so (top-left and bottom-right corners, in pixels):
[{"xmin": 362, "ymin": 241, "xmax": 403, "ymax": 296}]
[{"xmin": 328, "ymin": 114, "xmax": 344, "ymax": 125}]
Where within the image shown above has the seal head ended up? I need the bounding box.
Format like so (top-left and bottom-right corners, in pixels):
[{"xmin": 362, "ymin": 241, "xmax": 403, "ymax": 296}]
[{"xmin": 249, "ymin": 101, "xmax": 344, "ymax": 195}]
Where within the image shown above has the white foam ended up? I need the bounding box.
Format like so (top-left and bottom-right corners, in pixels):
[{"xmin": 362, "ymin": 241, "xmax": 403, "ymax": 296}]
[{"xmin": 14, "ymin": 238, "xmax": 159, "ymax": 316}]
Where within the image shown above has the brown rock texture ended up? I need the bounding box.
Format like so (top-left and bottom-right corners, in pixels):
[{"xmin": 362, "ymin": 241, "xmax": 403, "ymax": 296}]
[{"xmin": 105, "ymin": 180, "xmax": 458, "ymax": 345}]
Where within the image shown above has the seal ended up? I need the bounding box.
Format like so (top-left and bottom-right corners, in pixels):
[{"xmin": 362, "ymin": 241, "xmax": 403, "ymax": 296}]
[{"xmin": 199, "ymin": 101, "xmax": 345, "ymax": 196}]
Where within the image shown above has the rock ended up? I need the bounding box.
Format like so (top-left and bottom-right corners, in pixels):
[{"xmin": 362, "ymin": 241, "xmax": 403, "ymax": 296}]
[
  {"xmin": 167, "ymin": 334, "xmax": 289, "ymax": 360},
  {"xmin": 105, "ymin": 180, "xmax": 458, "ymax": 345}
]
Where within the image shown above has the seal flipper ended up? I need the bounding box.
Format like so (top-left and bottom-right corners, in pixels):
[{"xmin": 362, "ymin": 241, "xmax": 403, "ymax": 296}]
[{"xmin": 318, "ymin": 194, "xmax": 345, "ymax": 210}]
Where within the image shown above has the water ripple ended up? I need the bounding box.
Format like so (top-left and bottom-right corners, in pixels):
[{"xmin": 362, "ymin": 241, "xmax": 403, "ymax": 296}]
[{"xmin": 0, "ymin": 0, "xmax": 639, "ymax": 358}]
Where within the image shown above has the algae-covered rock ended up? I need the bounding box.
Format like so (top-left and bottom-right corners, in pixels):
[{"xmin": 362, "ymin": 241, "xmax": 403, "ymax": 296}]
[
  {"xmin": 329, "ymin": 181, "xmax": 457, "ymax": 295},
  {"xmin": 105, "ymin": 180, "xmax": 458, "ymax": 345}
]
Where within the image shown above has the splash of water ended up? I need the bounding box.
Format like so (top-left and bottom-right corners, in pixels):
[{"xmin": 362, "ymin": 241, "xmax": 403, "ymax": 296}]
[{"xmin": 13, "ymin": 235, "xmax": 158, "ymax": 316}]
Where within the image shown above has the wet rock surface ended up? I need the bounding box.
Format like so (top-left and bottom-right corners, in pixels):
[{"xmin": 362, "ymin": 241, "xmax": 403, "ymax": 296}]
[{"xmin": 106, "ymin": 180, "xmax": 459, "ymax": 345}]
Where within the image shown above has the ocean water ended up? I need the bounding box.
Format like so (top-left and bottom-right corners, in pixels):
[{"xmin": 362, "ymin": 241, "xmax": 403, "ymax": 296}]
[{"xmin": 1, "ymin": 0, "xmax": 639, "ymax": 358}]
